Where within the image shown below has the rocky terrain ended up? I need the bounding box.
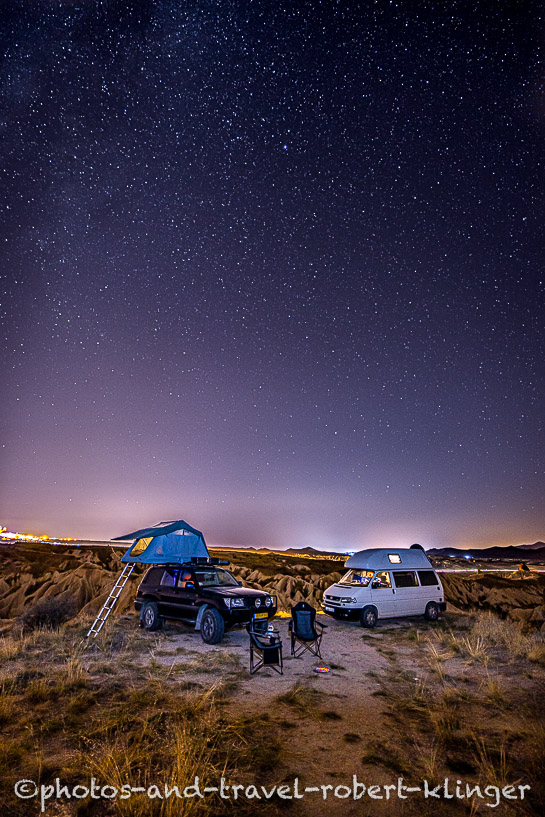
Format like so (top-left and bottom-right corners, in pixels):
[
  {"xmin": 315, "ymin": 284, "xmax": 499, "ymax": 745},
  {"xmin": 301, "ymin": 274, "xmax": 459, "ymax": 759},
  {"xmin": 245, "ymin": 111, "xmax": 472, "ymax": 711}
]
[
  {"xmin": 1, "ymin": 542, "xmax": 544, "ymax": 632},
  {"xmin": 1, "ymin": 541, "xmax": 545, "ymax": 817}
]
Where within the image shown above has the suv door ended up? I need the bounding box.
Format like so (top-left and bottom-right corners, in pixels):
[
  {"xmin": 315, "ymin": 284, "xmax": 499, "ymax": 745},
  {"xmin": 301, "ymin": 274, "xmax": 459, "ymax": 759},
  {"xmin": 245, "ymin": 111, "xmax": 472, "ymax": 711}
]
[
  {"xmin": 157, "ymin": 568, "xmax": 181, "ymax": 618},
  {"xmin": 172, "ymin": 569, "xmax": 200, "ymax": 621},
  {"xmin": 156, "ymin": 568, "xmax": 196, "ymax": 619}
]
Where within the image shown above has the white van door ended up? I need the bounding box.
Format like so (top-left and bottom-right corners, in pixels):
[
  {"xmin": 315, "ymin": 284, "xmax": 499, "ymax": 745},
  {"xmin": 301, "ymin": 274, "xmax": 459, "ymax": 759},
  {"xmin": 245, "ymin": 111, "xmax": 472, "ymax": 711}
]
[
  {"xmin": 369, "ymin": 570, "xmax": 396, "ymax": 617},
  {"xmin": 416, "ymin": 570, "xmax": 442, "ymax": 613},
  {"xmin": 391, "ymin": 570, "xmax": 421, "ymax": 614}
]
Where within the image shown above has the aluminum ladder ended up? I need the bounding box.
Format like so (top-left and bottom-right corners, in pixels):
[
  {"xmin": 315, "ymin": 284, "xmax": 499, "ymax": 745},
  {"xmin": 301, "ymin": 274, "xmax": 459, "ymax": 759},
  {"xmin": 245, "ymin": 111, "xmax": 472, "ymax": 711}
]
[{"xmin": 86, "ymin": 564, "xmax": 135, "ymax": 638}]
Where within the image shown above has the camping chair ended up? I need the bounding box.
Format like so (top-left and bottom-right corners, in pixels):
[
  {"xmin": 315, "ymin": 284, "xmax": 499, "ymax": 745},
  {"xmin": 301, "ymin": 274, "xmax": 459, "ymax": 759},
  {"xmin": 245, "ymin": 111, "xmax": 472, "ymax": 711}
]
[
  {"xmin": 247, "ymin": 624, "xmax": 283, "ymax": 675},
  {"xmin": 289, "ymin": 601, "xmax": 326, "ymax": 659}
]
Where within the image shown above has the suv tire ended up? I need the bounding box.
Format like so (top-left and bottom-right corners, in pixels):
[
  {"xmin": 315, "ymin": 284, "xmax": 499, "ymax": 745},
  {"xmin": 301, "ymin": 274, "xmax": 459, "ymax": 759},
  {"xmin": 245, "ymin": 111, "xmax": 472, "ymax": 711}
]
[
  {"xmin": 360, "ymin": 606, "xmax": 377, "ymax": 629},
  {"xmin": 142, "ymin": 601, "xmax": 163, "ymax": 631},
  {"xmin": 201, "ymin": 608, "xmax": 225, "ymax": 644},
  {"xmin": 425, "ymin": 601, "xmax": 439, "ymax": 621}
]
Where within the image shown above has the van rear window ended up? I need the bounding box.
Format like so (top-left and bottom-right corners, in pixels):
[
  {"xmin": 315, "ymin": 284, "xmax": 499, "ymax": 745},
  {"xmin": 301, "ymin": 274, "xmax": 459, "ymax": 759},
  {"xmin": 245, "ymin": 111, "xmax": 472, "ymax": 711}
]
[
  {"xmin": 392, "ymin": 571, "xmax": 418, "ymax": 588},
  {"xmin": 418, "ymin": 570, "xmax": 439, "ymax": 586}
]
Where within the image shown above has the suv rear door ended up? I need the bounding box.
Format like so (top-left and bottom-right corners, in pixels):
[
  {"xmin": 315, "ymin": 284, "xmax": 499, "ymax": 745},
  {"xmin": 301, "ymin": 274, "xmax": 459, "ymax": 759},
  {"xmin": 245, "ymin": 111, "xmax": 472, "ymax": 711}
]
[
  {"xmin": 158, "ymin": 568, "xmax": 198, "ymax": 621},
  {"xmin": 173, "ymin": 568, "xmax": 200, "ymax": 620}
]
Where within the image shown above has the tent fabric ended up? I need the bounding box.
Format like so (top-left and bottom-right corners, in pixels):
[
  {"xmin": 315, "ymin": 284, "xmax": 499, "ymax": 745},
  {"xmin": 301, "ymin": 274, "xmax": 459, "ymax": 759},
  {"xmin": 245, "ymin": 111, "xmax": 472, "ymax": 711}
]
[
  {"xmin": 113, "ymin": 519, "xmax": 205, "ymax": 541},
  {"xmin": 118, "ymin": 520, "xmax": 209, "ymax": 565}
]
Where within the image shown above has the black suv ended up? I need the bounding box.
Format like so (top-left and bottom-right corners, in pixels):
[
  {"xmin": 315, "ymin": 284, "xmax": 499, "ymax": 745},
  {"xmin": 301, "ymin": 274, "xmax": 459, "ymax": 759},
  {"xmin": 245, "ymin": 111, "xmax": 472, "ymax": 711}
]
[{"xmin": 134, "ymin": 559, "xmax": 277, "ymax": 644}]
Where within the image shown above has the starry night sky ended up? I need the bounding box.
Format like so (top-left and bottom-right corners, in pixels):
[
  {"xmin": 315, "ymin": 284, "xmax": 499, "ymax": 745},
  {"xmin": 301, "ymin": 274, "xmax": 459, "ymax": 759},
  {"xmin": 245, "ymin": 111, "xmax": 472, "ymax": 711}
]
[{"xmin": 1, "ymin": 0, "xmax": 543, "ymax": 549}]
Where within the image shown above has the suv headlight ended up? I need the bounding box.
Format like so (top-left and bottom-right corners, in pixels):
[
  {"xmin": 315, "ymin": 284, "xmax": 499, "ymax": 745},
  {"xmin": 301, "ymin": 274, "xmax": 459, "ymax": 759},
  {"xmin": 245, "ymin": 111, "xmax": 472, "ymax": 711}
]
[
  {"xmin": 254, "ymin": 598, "xmax": 262, "ymax": 608},
  {"xmin": 224, "ymin": 598, "xmax": 245, "ymax": 609},
  {"xmin": 265, "ymin": 596, "xmax": 273, "ymax": 607}
]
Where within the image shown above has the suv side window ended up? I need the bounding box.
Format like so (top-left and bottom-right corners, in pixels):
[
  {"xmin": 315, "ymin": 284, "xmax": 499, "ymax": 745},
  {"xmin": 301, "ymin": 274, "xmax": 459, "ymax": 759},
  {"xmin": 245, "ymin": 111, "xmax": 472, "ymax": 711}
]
[
  {"xmin": 418, "ymin": 570, "xmax": 439, "ymax": 586},
  {"xmin": 392, "ymin": 571, "xmax": 418, "ymax": 588},
  {"xmin": 160, "ymin": 569, "xmax": 178, "ymax": 587},
  {"xmin": 176, "ymin": 571, "xmax": 194, "ymax": 589}
]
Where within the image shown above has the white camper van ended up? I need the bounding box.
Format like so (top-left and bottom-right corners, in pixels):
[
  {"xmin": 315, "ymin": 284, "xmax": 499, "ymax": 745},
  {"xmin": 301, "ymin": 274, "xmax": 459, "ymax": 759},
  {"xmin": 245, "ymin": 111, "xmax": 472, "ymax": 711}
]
[{"xmin": 322, "ymin": 546, "xmax": 445, "ymax": 628}]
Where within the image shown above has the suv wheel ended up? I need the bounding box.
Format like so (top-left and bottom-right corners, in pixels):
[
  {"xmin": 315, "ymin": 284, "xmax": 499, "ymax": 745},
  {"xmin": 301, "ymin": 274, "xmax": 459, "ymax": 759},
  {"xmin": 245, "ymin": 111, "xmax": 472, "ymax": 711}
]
[
  {"xmin": 360, "ymin": 606, "xmax": 377, "ymax": 629},
  {"xmin": 201, "ymin": 608, "xmax": 225, "ymax": 644},
  {"xmin": 425, "ymin": 602, "xmax": 439, "ymax": 621},
  {"xmin": 142, "ymin": 601, "xmax": 163, "ymax": 631}
]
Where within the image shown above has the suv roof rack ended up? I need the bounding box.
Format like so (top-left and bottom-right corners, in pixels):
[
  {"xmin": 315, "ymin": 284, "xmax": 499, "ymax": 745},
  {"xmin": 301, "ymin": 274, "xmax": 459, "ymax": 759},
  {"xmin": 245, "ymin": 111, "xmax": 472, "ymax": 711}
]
[{"xmin": 158, "ymin": 558, "xmax": 231, "ymax": 568}]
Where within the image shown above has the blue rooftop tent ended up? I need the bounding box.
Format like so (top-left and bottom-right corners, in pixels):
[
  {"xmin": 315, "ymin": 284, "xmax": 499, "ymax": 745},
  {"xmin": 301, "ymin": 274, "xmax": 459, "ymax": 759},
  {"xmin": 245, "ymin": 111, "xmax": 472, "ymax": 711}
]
[
  {"xmin": 116, "ymin": 520, "xmax": 210, "ymax": 565},
  {"xmin": 87, "ymin": 519, "xmax": 209, "ymax": 638}
]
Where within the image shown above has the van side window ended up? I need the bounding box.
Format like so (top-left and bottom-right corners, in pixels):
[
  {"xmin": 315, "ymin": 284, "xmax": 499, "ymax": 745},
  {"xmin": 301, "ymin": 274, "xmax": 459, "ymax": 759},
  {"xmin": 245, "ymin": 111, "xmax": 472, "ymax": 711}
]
[
  {"xmin": 418, "ymin": 570, "xmax": 439, "ymax": 586},
  {"xmin": 372, "ymin": 571, "xmax": 392, "ymax": 588},
  {"xmin": 392, "ymin": 571, "xmax": 418, "ymax": 588}
]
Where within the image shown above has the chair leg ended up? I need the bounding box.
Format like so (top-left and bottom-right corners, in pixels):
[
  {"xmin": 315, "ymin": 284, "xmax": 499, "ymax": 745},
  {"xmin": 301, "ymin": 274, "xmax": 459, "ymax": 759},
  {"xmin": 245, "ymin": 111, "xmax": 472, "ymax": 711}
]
[{"xmin": 292, "ymin": 638, "xmax": 322, "ymax": 659}]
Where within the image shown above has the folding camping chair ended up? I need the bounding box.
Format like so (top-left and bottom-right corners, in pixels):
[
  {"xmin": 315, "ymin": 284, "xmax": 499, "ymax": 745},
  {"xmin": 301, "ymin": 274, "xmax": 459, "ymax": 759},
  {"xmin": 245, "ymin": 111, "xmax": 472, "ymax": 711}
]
[
  {"xmin": 289, "ymin": 601, "xmax": 326, "ymax": 658},
  {"xmin": 247, "ymin": 624, "xmax": 283, "ymax": 675}
]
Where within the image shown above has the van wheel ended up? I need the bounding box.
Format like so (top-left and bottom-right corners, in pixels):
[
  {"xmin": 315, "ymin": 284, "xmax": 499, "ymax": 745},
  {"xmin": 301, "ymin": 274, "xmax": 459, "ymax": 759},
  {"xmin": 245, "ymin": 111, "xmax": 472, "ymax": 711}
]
[
  {"xmin": 360, "ymin": 606, "xmax": 377, "ymax": 628},
  {"xmin": 142, "ymin": 602, "xmax": 163, "ymax": 631},
  {"xmin": 201, "ymin": 608, "xmax": 225, "ymax": 644},
  {"xmin": 425, "ymin": 602, "xmax": 439, "ymax": 621}
]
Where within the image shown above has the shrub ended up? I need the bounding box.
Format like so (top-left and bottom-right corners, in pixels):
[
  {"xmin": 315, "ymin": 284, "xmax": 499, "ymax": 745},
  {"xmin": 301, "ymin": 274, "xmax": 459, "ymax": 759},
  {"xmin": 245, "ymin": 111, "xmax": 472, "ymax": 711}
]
[{"xmin": 19, "ymin": 597, "xmax": 76, "ymax": 632}]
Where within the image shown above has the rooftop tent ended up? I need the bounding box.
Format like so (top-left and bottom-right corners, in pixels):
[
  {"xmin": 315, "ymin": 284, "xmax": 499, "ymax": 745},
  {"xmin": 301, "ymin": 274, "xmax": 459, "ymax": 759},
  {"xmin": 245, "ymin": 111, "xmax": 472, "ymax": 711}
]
[
  {"xmin": 344, "ymin": 548, "xmax": 433, "ymax": 571},
  {"xmin": 115, "ymin": 520, "xmax": 209, "ymax": 565}
]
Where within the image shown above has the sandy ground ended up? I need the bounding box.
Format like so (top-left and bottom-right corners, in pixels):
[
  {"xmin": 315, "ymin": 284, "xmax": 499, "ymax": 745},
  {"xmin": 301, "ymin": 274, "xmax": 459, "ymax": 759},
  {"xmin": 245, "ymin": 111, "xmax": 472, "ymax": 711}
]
[{"xmin": 140, "ymin": 614, "xmax": 474, "ymax": 817}]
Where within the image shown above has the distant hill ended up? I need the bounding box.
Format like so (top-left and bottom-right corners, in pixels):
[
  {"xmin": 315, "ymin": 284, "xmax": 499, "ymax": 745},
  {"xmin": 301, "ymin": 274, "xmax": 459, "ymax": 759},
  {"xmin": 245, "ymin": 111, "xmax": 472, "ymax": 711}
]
[
  {"xmin": 284, "ymin": 546, "xmax": 325, "ymax": 555},
  {"xmin": 515, "ymin": 542, "xmax": 545, "ymax": 551},
  {"xmin": 428, "ymin": 544, "xmax": 545, "ymax": 562}
]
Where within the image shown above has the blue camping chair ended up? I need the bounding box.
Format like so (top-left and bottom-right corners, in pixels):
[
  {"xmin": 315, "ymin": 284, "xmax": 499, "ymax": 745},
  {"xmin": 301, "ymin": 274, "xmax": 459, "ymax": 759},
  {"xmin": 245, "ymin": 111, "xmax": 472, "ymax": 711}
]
[
  {"xmin": 247, "ymin": 624, "xmax": 283, "ymax": 675},
  {"xmin": 289, "ymin": 601, "xmax": 326, "ymax": 659}
]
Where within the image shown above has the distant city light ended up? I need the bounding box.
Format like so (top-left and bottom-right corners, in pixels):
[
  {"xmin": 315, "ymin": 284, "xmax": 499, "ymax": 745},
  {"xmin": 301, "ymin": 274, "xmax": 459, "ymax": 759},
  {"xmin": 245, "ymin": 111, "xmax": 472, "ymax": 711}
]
[{"xmin": 0, "ymin": 527, "xmax": 64, "ymax": 543}]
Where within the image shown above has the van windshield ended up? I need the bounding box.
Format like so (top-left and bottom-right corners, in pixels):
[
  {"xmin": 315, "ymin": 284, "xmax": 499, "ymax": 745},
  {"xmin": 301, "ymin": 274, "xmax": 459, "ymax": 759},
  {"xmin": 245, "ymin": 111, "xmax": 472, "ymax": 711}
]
[{"xmin": 338, "ymin": 570, "xmax": 374, "ymax": 587}]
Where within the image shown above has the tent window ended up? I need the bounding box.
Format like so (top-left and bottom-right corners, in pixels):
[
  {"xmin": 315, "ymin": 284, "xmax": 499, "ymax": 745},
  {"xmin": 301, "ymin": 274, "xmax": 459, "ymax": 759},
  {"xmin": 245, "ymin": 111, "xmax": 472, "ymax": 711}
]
[{"xmin": 130, "ymin": 537, "xmax": 153, "ymax": 556}]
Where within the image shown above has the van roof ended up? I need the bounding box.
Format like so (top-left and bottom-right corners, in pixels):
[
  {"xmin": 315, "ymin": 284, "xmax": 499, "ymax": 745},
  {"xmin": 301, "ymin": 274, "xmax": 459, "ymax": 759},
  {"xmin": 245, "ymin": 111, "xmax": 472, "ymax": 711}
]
[{"xmin": 345, "ymin": 548, "xmax": 433, "ymax": 570}]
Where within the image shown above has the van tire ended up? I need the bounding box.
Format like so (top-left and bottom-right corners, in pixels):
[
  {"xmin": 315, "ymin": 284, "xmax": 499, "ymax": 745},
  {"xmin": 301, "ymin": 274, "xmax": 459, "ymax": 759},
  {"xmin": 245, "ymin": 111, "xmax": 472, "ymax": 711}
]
[
  {"xmin": 425, "ymin": 602, "xmax": 439, "ymax": 621},
  {"xmin": 142, "ymin": 602, "xmax": 163, "ymax": 631},
  {"xmin": 201, "ymin": 608, "xmax": 225, "ymax": 644},
  {"xmin": 360, "ymin": 606, "xmax": 377, "ymax": 628}
]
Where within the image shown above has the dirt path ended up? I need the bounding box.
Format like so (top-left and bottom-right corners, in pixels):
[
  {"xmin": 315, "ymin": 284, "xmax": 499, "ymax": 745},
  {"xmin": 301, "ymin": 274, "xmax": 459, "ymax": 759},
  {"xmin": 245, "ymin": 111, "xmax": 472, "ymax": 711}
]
[
  {"xmin": 132, "ymin": 612, "xmax": 544, "ymax": 817},
  {"xmin": 148, "ymin": 617, "xmax": 432, "ymax": 816}
]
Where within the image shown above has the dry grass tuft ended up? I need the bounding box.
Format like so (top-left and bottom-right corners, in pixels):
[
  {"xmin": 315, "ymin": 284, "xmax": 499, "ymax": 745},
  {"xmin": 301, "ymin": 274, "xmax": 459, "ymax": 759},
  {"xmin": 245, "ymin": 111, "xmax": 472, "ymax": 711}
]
[
  {"xmin": 527, "ymin": 644, "xmax": 545, "ymax": 665},
  {"xmin": 0, "ymin": 637, "xmax": 22, "ymax": 661},
  {"xmin": 479, "ymin": 675, "xmax": 507, "ymax": 707},
  {"xmin": 460, "ymin": 635, "xmax": 489, "ymax": 664},
  {"xmin": 82, "ymin": 705, "xmax": 233, "ymax": 817},
  {"xmin": 275, "ymin": 684, "xmax": 322, "ymax": 720}
]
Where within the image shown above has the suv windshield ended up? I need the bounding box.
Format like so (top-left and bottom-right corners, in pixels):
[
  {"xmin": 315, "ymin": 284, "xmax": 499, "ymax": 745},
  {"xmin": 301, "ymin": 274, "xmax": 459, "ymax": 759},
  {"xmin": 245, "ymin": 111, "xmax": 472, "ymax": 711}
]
[
  {"xmin": 193, "ymin": 568, "xmax": 239, "ymax": 588},
  {"xmin": 338, "ymin": 570, "xmax": 374, "ymax": 587}
]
